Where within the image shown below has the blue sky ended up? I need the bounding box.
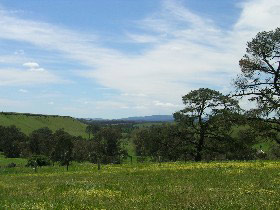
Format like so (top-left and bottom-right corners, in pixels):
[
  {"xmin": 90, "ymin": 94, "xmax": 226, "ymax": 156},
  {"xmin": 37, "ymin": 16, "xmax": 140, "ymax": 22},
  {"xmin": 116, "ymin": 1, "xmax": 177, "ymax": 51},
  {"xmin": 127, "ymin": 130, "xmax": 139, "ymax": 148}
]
[{"xmin": 0, "ymin": 0, "xmax": 279, "ymax": 118}]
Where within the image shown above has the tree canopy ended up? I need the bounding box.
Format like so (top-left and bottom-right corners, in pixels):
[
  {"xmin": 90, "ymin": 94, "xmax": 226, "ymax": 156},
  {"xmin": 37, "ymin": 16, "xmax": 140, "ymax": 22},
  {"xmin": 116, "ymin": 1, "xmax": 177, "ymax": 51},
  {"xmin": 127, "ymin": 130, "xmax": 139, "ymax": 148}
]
[
  {"xmin": 234, "ymin": 28, "xmax": 280, "ymax": 117},
  {"xmin": 174, "ymin": 88, "xmax": 242, "ymax": 161}
]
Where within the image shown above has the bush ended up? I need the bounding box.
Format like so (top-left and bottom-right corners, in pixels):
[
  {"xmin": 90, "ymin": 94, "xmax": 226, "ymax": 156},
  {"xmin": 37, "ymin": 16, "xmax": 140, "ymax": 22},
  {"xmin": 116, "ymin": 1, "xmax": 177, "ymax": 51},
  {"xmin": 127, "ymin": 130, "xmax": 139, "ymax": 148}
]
[
  {"xmin": 26, "ymin": 155, "xmax": 51, "ymax": 167},
  {"xmin": 7, "ymin": 163, "xmax": 16, "ymax": 168}
]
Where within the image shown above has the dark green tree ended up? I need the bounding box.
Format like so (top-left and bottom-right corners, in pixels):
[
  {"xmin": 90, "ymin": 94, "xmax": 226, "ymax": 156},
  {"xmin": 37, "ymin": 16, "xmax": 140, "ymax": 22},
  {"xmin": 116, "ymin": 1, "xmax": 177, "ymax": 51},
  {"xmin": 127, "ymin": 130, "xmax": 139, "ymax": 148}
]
[
  {"xmin": 174, "ymin": 88, "xmax": 240, "ymax": 161},
  {"xmin": 85, "ymin": 124, "xmax": 100, "ymax": 139},
  {"xmin": 51, "ymin": 129, "xmax": 74, "ymax": 170},
  {"xmin": 0, "ymin": 125, "xmax": 27, "ymax": 158},
  {"xmin": 72, "ymin": 136, "xmax": 92, "ymax": 162},
  {"xmin": 133, "ymin": 124, "xmax": 192, "ymax": 161},
  {"xmin": 29, "ymin": 127, "xmax": 54, "ymax": 156},
  {"xmin": 91, "ymin": 127, "xmax": 125, "ymax": 164}
]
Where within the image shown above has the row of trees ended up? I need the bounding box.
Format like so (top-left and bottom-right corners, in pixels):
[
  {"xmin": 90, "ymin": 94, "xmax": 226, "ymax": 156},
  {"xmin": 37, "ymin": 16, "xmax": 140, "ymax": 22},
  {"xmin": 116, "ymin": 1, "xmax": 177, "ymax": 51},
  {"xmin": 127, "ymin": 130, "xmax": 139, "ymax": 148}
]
[{"xmin": 0, "ymin": 125, "xmax": 127, "ymax": 168}]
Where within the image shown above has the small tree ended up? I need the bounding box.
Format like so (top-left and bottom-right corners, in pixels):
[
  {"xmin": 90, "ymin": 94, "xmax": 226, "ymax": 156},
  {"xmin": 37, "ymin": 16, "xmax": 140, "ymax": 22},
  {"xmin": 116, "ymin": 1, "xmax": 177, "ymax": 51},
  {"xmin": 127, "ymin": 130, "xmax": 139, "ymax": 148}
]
[{"xmin": 174, "ymin": 88, "xmax": 240, "ymax": 161}]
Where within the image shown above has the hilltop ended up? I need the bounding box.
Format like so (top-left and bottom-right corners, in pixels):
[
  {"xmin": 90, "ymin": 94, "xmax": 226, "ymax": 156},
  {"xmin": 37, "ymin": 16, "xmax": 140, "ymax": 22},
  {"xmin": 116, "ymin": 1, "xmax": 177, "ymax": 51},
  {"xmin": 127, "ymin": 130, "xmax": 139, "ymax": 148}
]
[{"xmin": 0, "ymin": 112, "xmax": 87, "ymax": 138}]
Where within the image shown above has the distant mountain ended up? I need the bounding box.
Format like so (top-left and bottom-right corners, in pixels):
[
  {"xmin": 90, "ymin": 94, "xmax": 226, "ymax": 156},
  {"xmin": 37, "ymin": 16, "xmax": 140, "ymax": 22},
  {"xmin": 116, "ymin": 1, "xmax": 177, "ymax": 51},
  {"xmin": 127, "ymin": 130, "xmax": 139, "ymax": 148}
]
[
  {"xmin": 81, "ymin": 115, "xmax": 174, "ymax": 123},
  {"xmin": 120, "ymin": 115, "xmax": 174, "ymax": 122}
]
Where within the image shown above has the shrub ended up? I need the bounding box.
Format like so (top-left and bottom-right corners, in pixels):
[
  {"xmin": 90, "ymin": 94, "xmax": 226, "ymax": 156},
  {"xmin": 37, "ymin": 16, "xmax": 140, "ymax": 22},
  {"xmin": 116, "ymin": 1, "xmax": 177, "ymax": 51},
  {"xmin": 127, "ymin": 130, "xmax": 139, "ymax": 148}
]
[{"xmin": 26, "ymin": 155, "xmax": 51, "ymax": 167}]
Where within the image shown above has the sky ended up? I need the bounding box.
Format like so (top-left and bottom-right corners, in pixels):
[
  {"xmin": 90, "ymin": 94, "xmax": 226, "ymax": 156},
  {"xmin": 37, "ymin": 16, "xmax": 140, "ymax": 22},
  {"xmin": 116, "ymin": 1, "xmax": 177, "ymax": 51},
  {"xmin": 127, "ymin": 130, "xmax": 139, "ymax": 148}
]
[{"xmin": 0, "ymin": 0, "xmax": 280, "ymax": 119}]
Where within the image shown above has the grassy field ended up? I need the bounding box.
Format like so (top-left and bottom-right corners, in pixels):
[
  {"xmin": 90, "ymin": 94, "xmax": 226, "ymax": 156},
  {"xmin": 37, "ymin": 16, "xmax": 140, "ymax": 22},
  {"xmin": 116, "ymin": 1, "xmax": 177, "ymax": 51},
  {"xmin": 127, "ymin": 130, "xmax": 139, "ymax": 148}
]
[
  {"xmin": 1, "ymin": 156, "xmax": 280, "ymax": 209},
  {"xmin": 0, "ymin": 113, "xmax": 87, "ymax": 138}
]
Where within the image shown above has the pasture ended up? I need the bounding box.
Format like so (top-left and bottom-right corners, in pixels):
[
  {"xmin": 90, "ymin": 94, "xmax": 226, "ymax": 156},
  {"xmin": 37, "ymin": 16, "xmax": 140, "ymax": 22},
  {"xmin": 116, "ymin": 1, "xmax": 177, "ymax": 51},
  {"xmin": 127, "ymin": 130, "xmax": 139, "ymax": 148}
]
[
  {"xmin": 1, "ymin": 158, "xmax": 280, "ymax": 209},
  {"xmin": 0, "ymin": 113, "xmax": 87, "ymax": 138}
]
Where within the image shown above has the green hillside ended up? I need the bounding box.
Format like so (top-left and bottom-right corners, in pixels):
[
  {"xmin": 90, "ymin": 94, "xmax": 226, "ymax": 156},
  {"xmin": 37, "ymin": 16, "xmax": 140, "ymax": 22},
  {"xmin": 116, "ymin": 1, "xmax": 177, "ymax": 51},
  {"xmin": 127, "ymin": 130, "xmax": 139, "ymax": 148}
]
[{"xmin": 0, "ymin": 113, "xmax": 87, "ymax": 138}]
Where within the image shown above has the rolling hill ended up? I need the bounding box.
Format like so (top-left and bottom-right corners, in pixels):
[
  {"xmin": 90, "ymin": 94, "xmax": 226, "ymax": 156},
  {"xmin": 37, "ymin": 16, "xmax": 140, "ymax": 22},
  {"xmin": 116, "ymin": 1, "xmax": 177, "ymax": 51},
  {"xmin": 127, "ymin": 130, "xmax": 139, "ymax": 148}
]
[{"xmin": 0, "ymin": 112, "xmax": 87, "ymax": 138}]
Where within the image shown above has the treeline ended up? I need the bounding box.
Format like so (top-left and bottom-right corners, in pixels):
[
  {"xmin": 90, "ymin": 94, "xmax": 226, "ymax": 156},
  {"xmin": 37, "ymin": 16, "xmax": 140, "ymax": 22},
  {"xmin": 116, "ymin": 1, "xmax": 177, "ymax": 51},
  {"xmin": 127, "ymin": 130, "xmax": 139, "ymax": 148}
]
[
  {"xmin": 0, "ymin": 111, "xmax": 71, "ymax": 118},
  {"xmin": 0, "ymin": 125, "xmax": 127, "ymax": 169}
]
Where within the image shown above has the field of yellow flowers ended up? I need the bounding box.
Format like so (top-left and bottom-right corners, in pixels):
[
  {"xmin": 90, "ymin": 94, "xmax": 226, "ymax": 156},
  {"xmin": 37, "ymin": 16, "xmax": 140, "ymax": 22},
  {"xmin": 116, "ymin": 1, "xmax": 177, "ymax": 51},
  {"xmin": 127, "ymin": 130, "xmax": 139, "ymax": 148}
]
[{"xmin": 1, "ymin": 160, "xmax": 280, "ymax": 209}]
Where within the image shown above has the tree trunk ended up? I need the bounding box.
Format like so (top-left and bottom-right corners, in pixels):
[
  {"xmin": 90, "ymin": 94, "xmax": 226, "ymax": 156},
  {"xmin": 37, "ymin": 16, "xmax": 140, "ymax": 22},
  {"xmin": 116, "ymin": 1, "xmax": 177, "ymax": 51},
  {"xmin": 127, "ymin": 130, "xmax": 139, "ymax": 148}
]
[
  {"xmin": 195, "ymin": 127, "xmax": 205, "ymax": 162},
  {"xmin": 97, "ymin": 159, "xmax": 101, "ymax": 170}
]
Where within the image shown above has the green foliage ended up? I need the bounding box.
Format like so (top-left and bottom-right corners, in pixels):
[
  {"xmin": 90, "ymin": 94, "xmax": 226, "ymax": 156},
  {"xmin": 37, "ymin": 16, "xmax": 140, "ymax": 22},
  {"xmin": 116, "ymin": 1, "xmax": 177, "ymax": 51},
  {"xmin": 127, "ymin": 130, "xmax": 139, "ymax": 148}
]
[
  {"xmin": 90, "ymin": 127, "xmax": 127, "ymax": 164},
  {"xmin": 85, "ymin": 124, "xmax": 100, "ymax": 139},
  {"xmin": 26, "ymin": 155, "xmax": 51, "ymax": 167},
  {"xmin": 222, "ymin": 129, "xmax": 258, "ymax": 160},
  {"xmin": 0, "ymin": 125, "xmax": 27, "ymax": 158},
  {"xmin": 72, "ymin": 137, "xmax": 92, "ymax": 162},
  {"xmin": 29, "ymin": 127, "xmax": 54, "ymax": 156},
  {"xmin": 51, "ymin": 129, "xmax": 74, "ymax": 169},
  {"xmin": 174, "ymin": 88, "xmax": 241, "ymax": 161},
  {"xmin": 133, "ymin": 124, "xmax": 192, "ymax": 161},
  {"xmin": 268, "ymin": 144, "xmax": 280, "ymax": 159}
]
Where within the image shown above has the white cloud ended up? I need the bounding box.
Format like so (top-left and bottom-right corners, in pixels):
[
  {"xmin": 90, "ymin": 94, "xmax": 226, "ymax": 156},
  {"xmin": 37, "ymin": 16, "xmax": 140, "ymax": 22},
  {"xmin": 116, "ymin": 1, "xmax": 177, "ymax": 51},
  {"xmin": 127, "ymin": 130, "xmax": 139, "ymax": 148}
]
[
  {"xmin": 23, "ymin": 62, "xmax": 45, "ymax": 72},
  {"xmin": 235, "ymin": 0, "xmax": 280, "ymax": 32},
  {"xmin": 19, "ymin": 88, "xmax": 28, "ymax": 93},
  {"xmin": 153, "ymin": 100, "xmax": 180, "ymax": 108},
  {"xmin": 48, "ymin": 101, "xmax": 54, "ymax": 105},
  {"xmin": 23, "ymin": 62, "xmax": 39, "ymax": 69}
]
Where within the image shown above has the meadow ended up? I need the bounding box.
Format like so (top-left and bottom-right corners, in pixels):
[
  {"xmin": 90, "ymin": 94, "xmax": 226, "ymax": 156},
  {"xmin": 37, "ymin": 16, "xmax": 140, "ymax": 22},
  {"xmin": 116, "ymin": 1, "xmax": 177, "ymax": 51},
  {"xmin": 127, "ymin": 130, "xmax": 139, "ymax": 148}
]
[{"xmin": 1, "ymin": 156, "xmax": 280, "ymax": 209}]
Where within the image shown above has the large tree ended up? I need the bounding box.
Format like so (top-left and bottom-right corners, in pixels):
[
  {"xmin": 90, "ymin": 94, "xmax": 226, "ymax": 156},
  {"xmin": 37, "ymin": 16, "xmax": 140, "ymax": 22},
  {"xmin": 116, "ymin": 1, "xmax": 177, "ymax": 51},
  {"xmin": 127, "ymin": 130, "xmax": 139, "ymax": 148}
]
[
  {"xmin": 234, "ymin": 28, "xmax": 280, "ymax": 117},
  {"xmin": 234, "ymin": 28, "xmax": 280, "ymax": 144},
  {"xmin": 174, "ymin": 88, "xmax": 240, "ymax": 161}
]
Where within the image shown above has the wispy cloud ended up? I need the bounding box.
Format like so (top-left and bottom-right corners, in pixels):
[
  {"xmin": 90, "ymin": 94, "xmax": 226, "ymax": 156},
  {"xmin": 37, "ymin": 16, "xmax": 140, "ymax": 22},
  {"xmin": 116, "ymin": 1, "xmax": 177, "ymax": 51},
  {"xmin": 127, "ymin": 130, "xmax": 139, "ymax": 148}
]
[{"xmin": 0, "ymin": 68, "xmax": 65, "ymax": 86}]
